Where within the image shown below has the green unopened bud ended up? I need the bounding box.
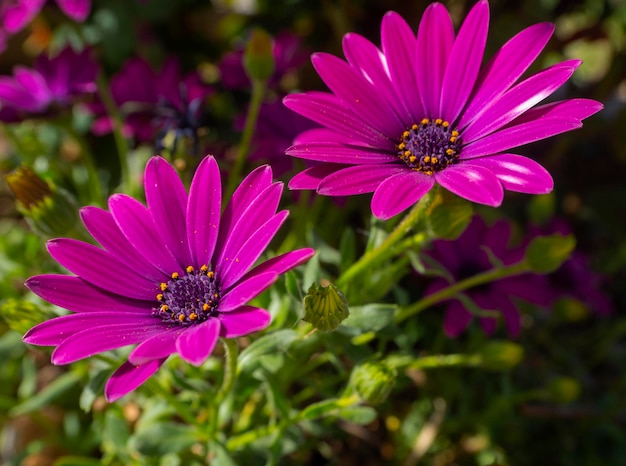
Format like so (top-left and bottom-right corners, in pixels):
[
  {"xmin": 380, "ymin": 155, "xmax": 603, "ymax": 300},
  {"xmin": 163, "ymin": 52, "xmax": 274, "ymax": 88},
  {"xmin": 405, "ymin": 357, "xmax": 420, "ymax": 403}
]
[
  {"xmin": 548, "ymin": 377, "xmax": 581, "ymax": 404},
  {"xmin": 554, "ymin": 297, "xmax": 589, "ymax": 322},
  {"xmin": 525, "ymin": 234, "xmax": 576, "ymax": 273},
  {"xmin": 477, "ymin": 340, "xmax": 524, "ymax": 370},
  {"xmin": 350, "ymin": 360, "xmax": 396, "ymax": 405},
  {"xmin": 5, "ymin": 165, "xmax": 80, "ymax": 238},
  {"xmin": 302, "ymin": 280, "xmax": 349, "ymax": 332},
  {"xmin": 0, "ymin": 299, "xmax": 53, "ymax": 335},
  {"xmin": 243, "ymin": 28, "xmax": 275, "ymax": 83}
]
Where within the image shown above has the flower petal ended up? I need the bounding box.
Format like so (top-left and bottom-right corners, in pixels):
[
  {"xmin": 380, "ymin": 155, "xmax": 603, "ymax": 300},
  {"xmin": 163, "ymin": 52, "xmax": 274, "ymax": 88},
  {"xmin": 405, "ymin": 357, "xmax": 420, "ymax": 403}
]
[
  {"xmin": 317, "ymin": 164, "xmax": 406, "ymax": 196},
  {"xmin": 443, "ymin": 299, "xmax": 473, "ymax": 337},
  {"xmin": 55, "ymin": 0, "xmax": 91, "ymax": 21},
  {"xmin": 144, "ymin": 156, "xmax": 193, "ymax": 268},
  {"xmin": 186, "ymin": 156, "xmax": 221, "ymax": 268},
  {"xmin": 51, "ymin": 322, "xmax": 167, "ymax": 365},
  {"xmin": 105, "ymin": 358, "xmax": 167, "ymax": 402},
  {"xmin": 434, "ymin": 164, "xmax": 503, "ymax": 207},
  {"xmin": 25, "ymin": 274, "xmax": 152, "ymax": 314},
  {"xmin": 288, "ymin": 163, "xmax": 346, "ymax": 190},
  {"xmin": 287, "ymin": 142, "xmax": 397, "ymax": 164},
  {"xmin": 219, "ymin": 272, "xmax": 279, "ymax": 312},
  {"xmin": 219, "ymin": 306, "xmax": 271, "ymax": 338},
  {"xmin": 440, "ymin": 0, "xmax": 489, "ymax": 122},
  {"xmin": 128, "ymin": 327, "xmax": 182, "ymax": 365},
  {"xmin": 23, "ymin": 312, "xmax": 155, "ymax": 346},
  {"xmin": 175, "ymin": 318, "xmax": 220, "ymax": 366},
  {"xmin": 466, "ymin": 154, "xmax": 553, "ymax": 194},
  {"xmin": 458, "ymin": 22, "xmax": 555, "ymax": 128},
  {"xmin": 46, "ymin": 239, "xmax": 159, "ymax": 300},
  {"xmin": 240, "ymin": 248, "xmax": 315, "ymax": 283},
  {"xmin": 371, "ymin": 170, "xmax": 435, "ymax": 220},
  {"xmin": 507, "ymin": 98, "xmax": 603, "ymax": 126}
]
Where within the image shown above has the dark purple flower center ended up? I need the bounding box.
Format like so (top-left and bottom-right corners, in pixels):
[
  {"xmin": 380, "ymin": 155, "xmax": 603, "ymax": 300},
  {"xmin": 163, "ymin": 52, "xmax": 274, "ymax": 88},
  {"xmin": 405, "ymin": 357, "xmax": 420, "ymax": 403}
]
[
  {"xmin": 153, "ymin": 265, "xmax": 221, "ymax": 326},
  {"xmin": 397, "ymin": 118, "xmax": 462, "ymax": 175}
]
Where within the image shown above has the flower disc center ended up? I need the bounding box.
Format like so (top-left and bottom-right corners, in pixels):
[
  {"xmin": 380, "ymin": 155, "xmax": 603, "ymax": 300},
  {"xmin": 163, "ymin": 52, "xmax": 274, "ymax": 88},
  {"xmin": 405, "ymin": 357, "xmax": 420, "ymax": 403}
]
[
  {"xmin": 153, "ymin": 265, "xmax": 220, "ymax": 326},
  {"xmin": 397, "ymin": 118, "xmax": 462, "ymax": 175}
]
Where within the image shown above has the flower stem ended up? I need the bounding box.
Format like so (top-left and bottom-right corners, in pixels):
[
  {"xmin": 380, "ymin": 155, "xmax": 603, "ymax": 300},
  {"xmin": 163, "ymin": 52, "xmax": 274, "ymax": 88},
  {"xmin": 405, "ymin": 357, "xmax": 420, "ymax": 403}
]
[
  {"xmin": 394, "ymin": 261, "xmax": 530, "ymax": 324},
  {"xmin": 336, "ymin": 194, "xmax": 432, "ymax": 289},
  {"xmin": 215, "ymin": 338, "xmax": 239, "ymax": 404},
  {"xmin": 225, "ymin": 79, "xmax": 266, "ymax": 201}
]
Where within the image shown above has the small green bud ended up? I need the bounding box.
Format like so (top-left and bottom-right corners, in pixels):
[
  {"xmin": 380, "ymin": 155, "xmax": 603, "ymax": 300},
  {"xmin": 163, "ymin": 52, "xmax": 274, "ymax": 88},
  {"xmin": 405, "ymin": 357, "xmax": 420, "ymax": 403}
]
[
  {"xmin": 350, "ymin": 360, "xmax": 396, "ymax": 405},
  {"xmin": 243, "ymin": 28, "xmax": 275, "ymax": 83},
  {"xmin": 477, "ymin": 340, "xmax": 524, "ymax": 370},
  {"xmin": 302, "ymin": 280, "xmax": 349, "ymax": 332},
  {"xmin": 554, "ymin": 297, "xmax": 589, "ymax": 322},
  {"xmin": 548, "ymin": 377, "xmax": 581, "ymax": 404},
  {"xmin": 5, "ymin": 165, "xmax": 80, "ymax": 238}
]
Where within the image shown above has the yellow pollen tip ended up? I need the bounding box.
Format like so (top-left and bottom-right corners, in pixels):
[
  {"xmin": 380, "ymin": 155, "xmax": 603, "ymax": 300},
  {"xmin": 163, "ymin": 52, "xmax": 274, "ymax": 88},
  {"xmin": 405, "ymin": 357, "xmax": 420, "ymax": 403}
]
[
  {"xmin": 412, "ymin": 124, "xmax": 419, "ymax": 130},
  {"xmin": 156, "ymin": 293, "xmax": 164, "ymax": 301},
  {"xmin": 203, "ymin": 303, "xmax": 210, "ymax": 311},
  {"xmin": 160, "ymin": 283, "xmax": 168, "ymax": 291},
  {"xmin": 402, "ymin": 131, "xmax": 410, "ymax": 139},
  {"xmin": 189, "ymin": 313, "xmax": 198, "ymax": 320},
  {"xmin": 446, "ymin": 149, "xmax": 454, "ymax": 155},
  {"xmin": 442, "ymin": 121, "xmax": 449, "ymax": 127},
  {"xmin": 200, "ymin": 264, "xmax": 208, "ymax": 272},
  {"xmin": 161, "ymin": 304, "xmax": 169, "ymax": 312},
  {"xmin": 421, "ymin": 118, "xmax": 429, "ymax": 125},
  {"xmin": 449, "ymin": 136, "xmax": 457, "ymax": 143},
  {"xmin": 431, "ymin": 157, "xmax": 438, "ymax": 164},
  {"xmin": 409, "ymin": 155, "xmax": 416, "ymax": 163},
  {"xmin": 425, "ymin": 170, "xmax": 433, "ymax": 176},
  {"xmin": 186, "ymin": 266, "xmax": 194, "ymax": 273},
  {"xmin": 435, "ymin": 118, "xmax": 443, "ymax": 125},
  {"xmin": 398, "ymin": 143, "xmax": 405, "ymax": 150},
  {"xmin": 213, "ymin": 293, "xmax": 219, "ymax": 299},
  {"xmin": 424, "ymin": 156, "xmax": 431, "ymax": 163},
  {"xmin": 178, "ymin": 314, "xmax": 185, "ymax": 322},
  {"xmin": 207, "ymin": 271, "xmax": 215, "ymax": 279},
  {"xmin": 452, "ymin": 130, "xmax": 459, "ymax": 137},
  {"xmin": 404, "ymin": 150, "xmax": 411, "ymax": 157},
  {"xmin": 171, "ymin": 272, "xmax": 179, "ymax": 279}
]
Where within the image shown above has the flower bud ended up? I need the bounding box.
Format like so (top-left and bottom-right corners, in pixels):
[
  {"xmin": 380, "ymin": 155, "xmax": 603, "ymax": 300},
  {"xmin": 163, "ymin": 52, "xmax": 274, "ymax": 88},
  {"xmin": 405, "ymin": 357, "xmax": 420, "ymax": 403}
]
[
  {"xmin": 477, "ymin": 340, "xmax": 524, "ymax": 370},
  {"xmin": 5, "ymin": 165, "xmax": 80, "ymax": 237},
  {"xmin": 302, "ymin": 281, "xmax": 349, "ymax": 332},
  {"xmin": 350, "ymin": 360, "xmax": 396, "ymax": 405},
  {"xmin": 243, "ymin": 28, "xmax": 276, "ymax": 83}
]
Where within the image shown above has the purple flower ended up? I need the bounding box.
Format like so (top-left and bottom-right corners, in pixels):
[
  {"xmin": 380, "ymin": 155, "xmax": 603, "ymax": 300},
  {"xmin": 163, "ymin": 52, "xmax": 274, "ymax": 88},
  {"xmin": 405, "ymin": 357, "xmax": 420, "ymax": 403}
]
[
  {"xmin": 91, "ymin": 57, "xmax": 212, "ymax": 149},
  {"xmin": 22, "ymin": 155, "xmax": 315, "ymax": 401},
  {"xmin": 283, "ymin": 1, "xmax": 603, "ymax": 219},
  {"xmin": 0, "ymin": 47, "xmax": 98, "ymax": 116},
  {"xmin": 1, "ymin": 0, "xmax": 90, "ymax": 34},
  {"xmin": 424, "ymin": 216, "xmax": 552, "ymax": 337}
]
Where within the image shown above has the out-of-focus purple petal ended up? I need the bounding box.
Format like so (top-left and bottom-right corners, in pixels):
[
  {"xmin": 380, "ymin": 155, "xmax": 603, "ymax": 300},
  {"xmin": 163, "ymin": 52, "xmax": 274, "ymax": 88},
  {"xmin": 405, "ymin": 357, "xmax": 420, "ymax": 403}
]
[
  {"xmin": 46, "ymin": 239, "xmax": 158, "ymax": 300},
  {"xmin": 55, "ymin": 0, "xmax": 91, "ymax": 21},
  {"xmin": 467, "ymin": 154, "xmax": 553, "ymax": 194},
  {"xmin": 51, "ymin": 323, "xmax": 166, "ymax": 365},
  {"xmin": 175, "ymin": 318, "xmax": 219, "ymax": 366},
  {"xmin": 287, "ymin": 142, "xmax": 397, "ymax": 164},
  {"xmin": 3, "ymin": 0, "xmax": 44, "ymax": 33},
  {"xmin": 416, "ymin": 2, "xmax": 454, "ymax": 117},
  {"xmin": 23, "ymin": 312, "xmax": 156, "ymax": 346},
  {"xmin": 458, "ymin": 22, "xmax": 555, "ymax": 128},
  {"xmin": 25, "ymin": 274, "xmax": 152, "ymax": 314},
  {"xmin": 105, "ymin": 358, "xmax": 167, "ymax": 402},
  {"xmin": 440, "ymin": 0, "xmax": 489, "ymax": 122},
  {"xmin": 381, "ymin": 11, "xmax": 423, "ymax": 121},
  {"xmin": 462, "ymin": 60, "xmax": 580, "ymax": 143},
  {"xmin": 443, "ymin": 299, "xmax": 473, "ymax": 337},
  {"xmin": 461, "ymin": 118, "xmax": 582, "ymax": 159},
  {"xmin": 219, "ymin": 272, "xmax": 279, "ymax": 312},
  {"xmin": 219, "ymin": 306, "xmax": 271, "ymax": 338},
  {"xmin": 128, "ymin": 327, "xmax": 181, "ymax": 365},
  {"xmin": 371, "ymin": 171, "xmax": 435, "ymax": 220},
  {"xmin": 145, "ymin": 157, "xmax": 193, "ymax": 268},
  {"xmin": 283, "ymin": 92, "xmax": 393, "ymax": 149},
  {"xmin": 317, "ymin": 164, "xmax": 405, "ymax": 196},
  {"xmin": 240, "ymin": 248, "xmax": 316, "ymax": 283},
  {"xmin": 109, "ymin": 194, "xmax": 182, "ymax": 275},
  {"xmin": 288, "ymin": 163, "xmax": 346, "ymax": 190},
  {"xmin": 187, "ymin": 156, "xmax": 221, "ymax": 268},
  {"xmin": 434, "ymin": 164, "xmax": 503, "ymax": 207}
]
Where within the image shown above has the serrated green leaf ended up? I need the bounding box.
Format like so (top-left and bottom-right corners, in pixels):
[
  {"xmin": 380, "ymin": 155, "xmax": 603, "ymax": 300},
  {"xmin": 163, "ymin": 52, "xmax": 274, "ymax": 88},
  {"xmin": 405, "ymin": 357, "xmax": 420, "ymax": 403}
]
[{"xmin": 525, "ymin": 234, "xmax": 575, "ymax": 273}]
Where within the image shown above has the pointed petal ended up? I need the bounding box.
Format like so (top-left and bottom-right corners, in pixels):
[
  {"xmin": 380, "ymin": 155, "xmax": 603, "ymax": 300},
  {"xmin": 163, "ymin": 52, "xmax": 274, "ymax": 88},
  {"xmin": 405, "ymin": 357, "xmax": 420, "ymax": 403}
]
[
  {"xmin": 23, "ymin": 312, "xmax": 155, "ymax": 346},
  {"xmin": 440, "ymin": 0, "xmax": 489, "ymax": 122},
  {"xmin": 219, "ymin": 272, "xmax": 279, "ymax": 312},
  {"xmin": 128, "ymin": 327, "xmax": 182, "ymax": 365},
  {"xmin": 458, "ymin": 22, "xmax": 555, "ymax": 128},
  {"xmin": 219, "ymin": 306, "xmax": 271, "ymax": 338},
  {"xmin": 381, "ymin": 11, "xmax": 424, "ymax": 121},
  {"xmin": 317, "ymin": 164, "xmax": 405, "ymax": 196},
  {"xmin": 466, "ymin": 154, "xmax": 553, "ymax": 194},
  {"xmin": 187, "ymin": 156, "xmax": 221, "ymax": 267},
  {"xmin": 105, "ymin": 358, "xmax": 166, "ymax": 402},
  {"xmin": 416, "ymin": 2, "xmax": 455, "ymax": 116},
  {"xmin": 109, "ymin": 194, "xmax": 182, "ymax": 275},
  {"xmin": 371, "ymin": 171, "xmax": 435, "ymax": 220},
  {"xmin": 46, "ymin": 239, "xmax": 158, "ymax": 300},
  {"xmin": 311, "ymin": 52, "xmax": 403, "ymax": 138},
  {"xmin": 51, "ymin": 323, "xmax": 167, "ymax": 364},
  {"xmin": 288, "ymin": 163, "xmax": 346, "ymax": 190},
  {"xmin": 240, "ymin": 248, "xmax": 315, "ymax": 283},
  {"xmin": 55, "ymin": 0, "xmax": 91, "ymax": 21},
  {"xmin": 287, "ymin": 142, "xmax": 396, "ymax": 164},
  {"xmin": 507, "ymin": 98, "xmax": 603, "ymax": 125},
  {"xmin": 175, "ymin": 318, "xmax": 220, "ymax": 366},
  {"xmin": 434, "ymin": 164, "xmax": 503, "ymax": 207},
  {"xmin": 144, "ymin": 156, "xmax": 193, "ymax": 268}
]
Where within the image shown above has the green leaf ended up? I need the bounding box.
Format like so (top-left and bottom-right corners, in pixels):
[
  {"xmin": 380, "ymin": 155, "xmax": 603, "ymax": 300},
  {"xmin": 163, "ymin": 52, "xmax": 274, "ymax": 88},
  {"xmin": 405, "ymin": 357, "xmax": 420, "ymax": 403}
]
[
  {"xmin": 11, "ymin": 371, "xmax": 81, "ymax": 416},
  {"xmin": 238, "ymin": 329, "xmax": 298, "ymax": 372},
  {"xmin": 339, "ymin": 228, "xmax": 357, "ymax": 273},
  {"xmin": 79, "ymin": 368, "xmax": 111, "ymax": 412},
  {"xmin": 341, "ymin": 303, "xmax": 397, "ymax": 332},
  {"xmin": 336, "ymin": 406, "xmax": 378, "ymax": 425},
  {"xmin": 427, "ymin": 194, "xmax": 473, "ymax": 240},
  {"xmin": 299, "ymin": 396, "xmax": 358, "ymax": 421},
  {"xmin": 53, "ymin": 456, "xmax": 103, "ymax": 466},
  {"xmin": 130, "ymin": 422, "xmax": 197, "ymax": 456},
  {"xmin": 525, "ymin": 234, "xmax": 576, "ymax": 273}
]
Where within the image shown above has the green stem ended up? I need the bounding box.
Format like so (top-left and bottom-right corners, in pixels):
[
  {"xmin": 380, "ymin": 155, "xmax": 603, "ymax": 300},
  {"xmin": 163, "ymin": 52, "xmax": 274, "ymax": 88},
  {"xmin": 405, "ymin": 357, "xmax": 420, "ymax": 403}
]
[
  {"xmin": 387, "ymin": 353, "xmax": 481, "ymax": 371},
  {"xmin": 67, "ymin": 127, "xmax": 104, "ymax": 206},
  {"xmin": 394, "ymin": 261, "xmax": 530, "ymax": 324},
  {"xmin": 336, "ymin": 194, "xmax": 432, "ymax": 289},
  {"xmin": 96, "ymin": 73, "xmax": 132, "ymax": 195},
  {"xmin": 225, "ymin": 79, "xmax": 267, "ymax": 201},
  {"xmin": 207, "ymin": 338, "xmax": 239, "ymax": 438}
]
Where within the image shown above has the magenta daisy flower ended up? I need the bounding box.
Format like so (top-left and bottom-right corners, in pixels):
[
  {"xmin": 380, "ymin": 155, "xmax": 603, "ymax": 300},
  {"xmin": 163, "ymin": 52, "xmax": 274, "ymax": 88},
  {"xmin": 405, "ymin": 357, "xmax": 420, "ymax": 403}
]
[
  {"xmin": 283, "ymin": 1, "xmax": 603, "ymax": 219},
  {"xmin": 22, "ymin": 155, "xmax": 314, "ymax": 401},
  {"xmin": 2, "ymin": 0, "xmax": 90, "ymax": 34}
]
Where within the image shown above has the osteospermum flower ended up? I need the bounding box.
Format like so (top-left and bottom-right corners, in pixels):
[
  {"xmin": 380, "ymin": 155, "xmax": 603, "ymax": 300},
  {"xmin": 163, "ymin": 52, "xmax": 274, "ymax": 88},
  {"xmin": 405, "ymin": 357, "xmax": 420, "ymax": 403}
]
[
  {"xmin": 423, "ymin": 216, "xmax": 552, "ymax": 337},
  {"xmin": 284, "ymin": 0, "xmax": 603, "ymax": 219},
  {"xmin": 23, "ymin": 155, "xmax": 314, "ymax": 401},
  {"xmin": 1, "ymin": 0, "xmax": 90, "ymax": 34}
]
